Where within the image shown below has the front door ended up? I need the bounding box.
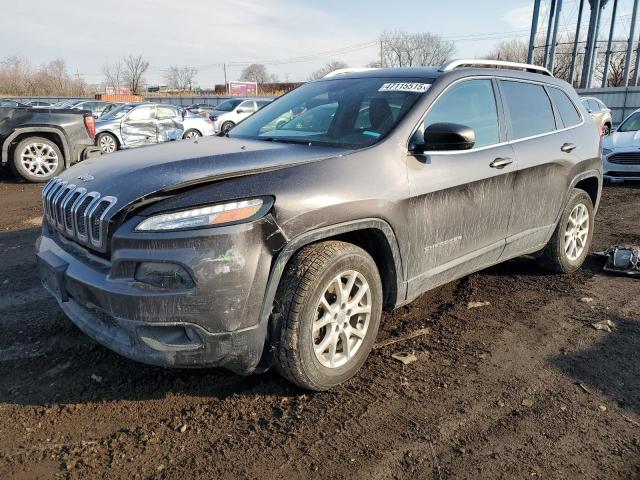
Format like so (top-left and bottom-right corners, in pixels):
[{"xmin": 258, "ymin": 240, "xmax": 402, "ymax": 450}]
[
  {"xmin": 121, "ymin": 105, "xmax": 157, "ymax": 147},
  {"xmin": 406, "ymin": 78, "xmax": 516, "ymax": 298}
]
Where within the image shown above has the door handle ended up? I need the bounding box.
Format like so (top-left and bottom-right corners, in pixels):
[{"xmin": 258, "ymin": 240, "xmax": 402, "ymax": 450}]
[
  {"xmin": 561, "ymin": 143, "xmax": 576, "ymax": 153},
  {"xmin": 490, "ymin": 157, "xmax": 513, "ymax": 169}
]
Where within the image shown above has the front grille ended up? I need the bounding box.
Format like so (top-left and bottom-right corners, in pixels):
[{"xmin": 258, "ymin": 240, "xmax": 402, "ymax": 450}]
[
  {"xmin": 608, "ymin": 152, "xmax": 640, "ymax": 165},
  {"xmin": 42, "ymin": 178, "xmax": 117, "ymax": 253}
]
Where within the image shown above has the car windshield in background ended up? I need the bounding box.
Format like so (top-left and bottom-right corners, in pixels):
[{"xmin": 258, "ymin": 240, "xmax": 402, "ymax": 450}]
[
  {"xmin": 617, "ymin": 112, "xmax": 640, "ymax": 132},
  {"xmin": 228, "ymin": 77, "xmax": 431, "ymax": 148},
  {"xmin": 215, "ymin": 99, "xmax": 243, "ymax": 111},
  {"xmin": 99, "ymin": 103, "xmax": 136, "ymax": 120}
]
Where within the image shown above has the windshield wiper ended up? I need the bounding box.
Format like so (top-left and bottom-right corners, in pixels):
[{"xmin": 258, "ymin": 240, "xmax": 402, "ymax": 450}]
[{"xmin": 260, "ymin": 137, "xmax": 315, "ymax": 145}]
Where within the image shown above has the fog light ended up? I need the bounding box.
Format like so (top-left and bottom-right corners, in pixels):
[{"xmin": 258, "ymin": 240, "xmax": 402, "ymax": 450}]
[{"xmin": 134, "ymin": 262, "xmax": 194, "ymax": 289}]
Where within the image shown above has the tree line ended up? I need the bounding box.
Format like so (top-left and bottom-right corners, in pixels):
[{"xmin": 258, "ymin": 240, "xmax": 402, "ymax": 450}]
[{"xmin": 1, "ymin": 30, "xmax": 637, "ymax": 96}]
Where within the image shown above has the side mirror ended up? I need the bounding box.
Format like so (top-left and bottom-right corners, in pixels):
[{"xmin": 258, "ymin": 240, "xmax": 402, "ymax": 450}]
[{"xmin": 411, "ymin": 122, "xmax": 475, "ymax": 153}]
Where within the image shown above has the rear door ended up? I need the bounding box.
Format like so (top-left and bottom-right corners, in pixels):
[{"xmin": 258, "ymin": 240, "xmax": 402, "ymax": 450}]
[
  {"xmin": 156, "ymin": 105, "xmax": 183, "ymax": 142},
  {"xmin": 406, "ymin": 78, "xmax": 516, "ymax": 295},
  {"xmin": 499, "ymin": 80, "xmax": 578, "ymax": 257},
  {"xmin": 121, "ymin": 105, "xmax": 157, "ymax": 147}
]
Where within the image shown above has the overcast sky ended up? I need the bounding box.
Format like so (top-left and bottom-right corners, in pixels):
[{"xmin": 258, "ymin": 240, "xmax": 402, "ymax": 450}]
[{"xmin": 0, "ymin": 0, "xmax": 621, "ymax": 87}]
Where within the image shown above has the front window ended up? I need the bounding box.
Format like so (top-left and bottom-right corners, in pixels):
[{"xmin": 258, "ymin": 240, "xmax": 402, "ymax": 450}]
[
  {"xmin": 229, "ymin": 76, "xmax": 432, "ymax": 148},
  {"xmin": 216, "ymin": 99, "xmax": 243, "ymax": 111},
  {"xmin": 618, "ymin": 112, "xmax": 640, "ymax": 132},
  {"xmin": 100, "ymin": 103, "xmax": 136, "ymax": 120}
]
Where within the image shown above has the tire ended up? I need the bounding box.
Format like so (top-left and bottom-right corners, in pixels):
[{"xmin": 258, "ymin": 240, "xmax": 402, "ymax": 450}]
[
  {"xmin": 96, "ymin": 132, "xmax": 118, "ymax": 154},
  {"xmin": 11, "ymin": 136, "xmax": 64, "ymax": 183},
  {"xmin": 603, "ymin": 124, "xmax": 611, "ymax": 136},
  {"xmin": 221, "ymin": 121, "xmax": 235, "ymax": 134},
  {"xmin": 183, "ymin": 129, "xmax": 202, "ymax": 139},
  {"xmin": 274, "ymin": 241, "xmax": 383, "ymax": 391},
  {"xmin": 538, "ymin": 188, "xmax": 594, "ymax": 273}
]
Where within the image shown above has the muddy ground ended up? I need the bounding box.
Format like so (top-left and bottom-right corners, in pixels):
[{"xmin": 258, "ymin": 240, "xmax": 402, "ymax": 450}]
[{"xmin": 0, "ymin": 173, "xmax": 638, "ymax": 480}]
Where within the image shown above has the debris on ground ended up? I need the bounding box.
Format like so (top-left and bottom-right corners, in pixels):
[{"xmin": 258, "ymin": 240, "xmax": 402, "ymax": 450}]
[
  {"xmin": 90, "ymin": 374, "xmax": 103, "ymax": 383},
  {"xmin": 391, "ymin": 352, "xmax": 418, "ymax": 365},
  {"xmin": 374, "ymin": 327, "xmax": 431, "ymax": 349},
  {"xmin": 467, "ymin": 301, "xmax": 491, "ymax": 309},
  {"xmin": 579, "ymin": 297, "xmax": 594, "ymax": 303},
  {"xmin": 591, "ymin": 319, "xmax": 615, "ymax": 333},
  {"xmin": 599, "ymin": 405, "xmax": 607, "ymax": 412},
  {"xmin": 595, "ymin": 245, "xmax": 640, "ymax": 277},
  {"xmin": 578, "ymin": 383, "xmax": 592, "ymax": 394},
  {"xmin": 177, "ymin": 424, "xmax": 188, "ymax": 433},
  {"xmin": 521, "ymin": 398, "xmax": 534, "ymax": 407}
]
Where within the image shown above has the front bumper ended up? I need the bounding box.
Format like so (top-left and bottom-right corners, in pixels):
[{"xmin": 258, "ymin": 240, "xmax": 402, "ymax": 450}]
[
  {"xmin": 603, "ymin": 153, "xmax": 640, "ymax": 181},
  {"xmin": 36, "ymin": 214, "xmax": 286, "ymax": 374}
]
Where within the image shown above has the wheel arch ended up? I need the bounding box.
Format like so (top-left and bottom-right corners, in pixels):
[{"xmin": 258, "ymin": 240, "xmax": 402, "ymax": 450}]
[
  {"xmin": 257, "ymin": 218, "xmax": 405, "ymax": 369},
  {"xmin": 2, "ymin": 127, "xmax": 70, "ymax": 167}
]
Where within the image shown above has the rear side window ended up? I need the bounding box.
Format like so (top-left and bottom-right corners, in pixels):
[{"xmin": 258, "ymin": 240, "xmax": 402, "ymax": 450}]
[
  {"xmin": 500, "ymin": 80, "xmax": 556, "ymax": 140},
  {"xmin": 548, "ymin": 87, "xmax": 581, "ymax": 128},
  {"xmin": 423, "ymin": 79, "xmax": 499, "ymax": 149}
]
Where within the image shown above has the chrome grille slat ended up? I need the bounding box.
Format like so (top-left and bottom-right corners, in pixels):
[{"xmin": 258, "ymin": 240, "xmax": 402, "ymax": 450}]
[
  {"xmin": 609, "ymin": 152, "xmax": 640, "ymax": 165},
  {"xmin": 41, "ymin": 178, "xmax": 117, "ymax": 253}
]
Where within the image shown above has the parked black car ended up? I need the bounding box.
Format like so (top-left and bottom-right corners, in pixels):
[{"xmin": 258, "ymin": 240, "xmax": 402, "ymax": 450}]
[
  {"xmin": 36, "ymin": 60, "xmax": 601, "ymax": 390},
  {"xmin": 1, "ymin": 106, "xmax": 100, "ymax": 182}
]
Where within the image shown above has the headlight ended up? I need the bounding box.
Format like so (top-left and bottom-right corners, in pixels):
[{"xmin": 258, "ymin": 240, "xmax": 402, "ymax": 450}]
[
  {"xmin": 602, "ymin": 148, "xmax": 613, "ymax": 156},
  {"xmin": 135, "ymin": 198, "xmax": 264, "ymax": 231}
]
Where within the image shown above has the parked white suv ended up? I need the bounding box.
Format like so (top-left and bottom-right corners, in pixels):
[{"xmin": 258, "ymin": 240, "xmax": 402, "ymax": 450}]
[{"xmin": 210, "ymin": 98, "xmax": 271, "ymax": 133}]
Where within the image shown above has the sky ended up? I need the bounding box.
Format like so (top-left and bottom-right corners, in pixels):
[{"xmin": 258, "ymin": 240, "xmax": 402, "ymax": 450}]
[{"xmin": 0, "ymin": 0, "xmax": 627, "ymax": 88}]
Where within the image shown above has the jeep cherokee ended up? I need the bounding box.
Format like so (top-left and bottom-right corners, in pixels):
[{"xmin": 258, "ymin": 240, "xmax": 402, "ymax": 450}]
[{"xmin": 36, "ymin": 59, "xmax": 602, "ymax": 390}]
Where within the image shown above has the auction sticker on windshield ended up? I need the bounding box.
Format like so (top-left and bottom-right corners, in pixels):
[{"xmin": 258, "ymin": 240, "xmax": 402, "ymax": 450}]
[{"xmin": 378, "ymin": 82, "xmax": 431, "ymax": 93}]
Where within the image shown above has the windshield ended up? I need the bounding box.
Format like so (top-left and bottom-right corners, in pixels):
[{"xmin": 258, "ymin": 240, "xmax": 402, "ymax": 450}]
[
  {"xmin": 215, "ymin": 99, "xmax": 244, "ymax": 111},
  {"xmin": 617, "ymin": 112, "xmax": 640, "ymax": 132},
  {"xmin": 100, "ymin": 103, "xmax": 136, "ymax": 120},
  {"xmin": 228, "ymin": 77, "xmax": 431, "ymax": 148}
]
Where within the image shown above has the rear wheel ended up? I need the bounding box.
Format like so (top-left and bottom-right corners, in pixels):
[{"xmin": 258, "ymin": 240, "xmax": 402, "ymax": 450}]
[
  {"xmin": 11, "ymin": 136, "xmax": 63, "ymax": 183},
  {"xmin": 538, "ymin": 188, "xmax": 594, "ymax": 273},
  {"xmin": 221, "ymin": 121, "xmax": 235, "ymax": 134},
  {"xmin": 96, "ymin": 132, "xmax": 118, "ymax": 154},
  {"xmin": 274, "ymin": 241, "xmax": 382, "ymax": 391},
  {"xmin": 183, "ymin": 129, "xmax": 201, "ymax": 139}
]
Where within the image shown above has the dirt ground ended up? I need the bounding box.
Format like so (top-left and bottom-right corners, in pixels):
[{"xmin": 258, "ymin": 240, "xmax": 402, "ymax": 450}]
[{"xmin": 0, "ymin": 172, "xmax": 638, "ymax": 480}]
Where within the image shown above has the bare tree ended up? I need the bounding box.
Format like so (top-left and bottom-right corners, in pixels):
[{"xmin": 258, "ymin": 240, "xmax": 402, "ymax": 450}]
[
  {"xmin": 0, "ymin": 55, "xmax": 87, "ymax": 96},
  {"xmin": 240, "ymin": 63, "xmax": 278, "ymax": 84},
  {"xmin": 164, "ymin": 65, "xmax": 198, "ymax": 91},
  {"xmin": 122, "ymin": 54, "xmax": 150, "ymax": 94},
  {"xmin": 308, "ymin": 61, "xmax": 349, "ymax": 80},
  {"xmin": 380, "ymin": 30, "xmax": 455, "ymax": 68},
  {"xmin": 485, "ymin": 39, "xmax": 529, "ymax": 63},
  {"xmin": 102, "ymin": 60, "xmax": 124, "ymax": 93}
]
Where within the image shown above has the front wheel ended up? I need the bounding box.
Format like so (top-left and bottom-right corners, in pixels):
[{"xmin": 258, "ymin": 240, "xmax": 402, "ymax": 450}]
[
  {"xmin": 11, "ymin": 136, "xmax": 64, "ymax": 183},
  {"xmin": 221, "ymin": 121, "xmax": 235, "ymax": 134},
  {"xmin": 538, "ymin": 188, "xmax": 594, "ymax": 273},
  {"xmin": 96, "ymin": 132, "xmax": 118, "ymax": 154},
  {"xmin": 274, "ymin": 241, "xmax": 383, "ymax": 391}
]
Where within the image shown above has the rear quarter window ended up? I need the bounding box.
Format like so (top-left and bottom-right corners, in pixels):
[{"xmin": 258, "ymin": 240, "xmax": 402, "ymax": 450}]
[
  {"xmin": 500, "ymin": 80, "xmax": 556, "ymax": 140},
  {"xmin": 548, "ymin": 87, "xmax": 582, "ymax": 128}
]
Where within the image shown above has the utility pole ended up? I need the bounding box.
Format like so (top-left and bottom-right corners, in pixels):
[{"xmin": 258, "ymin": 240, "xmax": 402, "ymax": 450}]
[
  {"xmin": 528, "ymin": 0, "xmax": 542, "ymax": 64},
  {"xmin": 380, "ymin": 39, "xmax": 384, "ymax": 67},
  {"xmin": 581, "ymin": 0, "xmax": 606, "ymax": 89},
  {"xmin": 569, "ymin": 0, "xmax": 586, "ymax": 85},
  {"xmin": 223, "ymin": 63, "xmax": 228, "ymax": 93},
  {"xmin": 601, "ymin": 0, "xmax": 618, "ymax": 87},
  {"xmin": 623, "ymin": 0, "xmax": 639, "ymax": 85},
  {"xmin": 548, "ymin": 0, "xmax": 563, "ymax": 72},
  {"xmin": 633, "ymin": 23, "xmax": 640, "ymax": 85}
]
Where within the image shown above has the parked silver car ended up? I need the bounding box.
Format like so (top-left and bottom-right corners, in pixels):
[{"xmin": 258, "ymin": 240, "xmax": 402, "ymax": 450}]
[
  {"xmin": 209, "ymin": 98, "xmax": 272, "ymax": 133},
  {"xmin": 70, "ymin": 100, "xmax": 121, "ymax": 118},
  {"xmin": 602, "ymin": 108, "xmax": 640, "ymax": 182},
  {"xmin": 581, "ymin": 96, "xmax": 612, "ymax": 136},
  {"xmin": 94, "ymin": 103, "xmax": 214, "ymax": 154}
]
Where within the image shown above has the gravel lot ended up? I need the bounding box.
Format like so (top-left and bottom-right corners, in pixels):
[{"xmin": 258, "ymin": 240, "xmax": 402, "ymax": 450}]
[{"xmin": 0, "ymin": 173, "xmax": 639, "ymax": 479}]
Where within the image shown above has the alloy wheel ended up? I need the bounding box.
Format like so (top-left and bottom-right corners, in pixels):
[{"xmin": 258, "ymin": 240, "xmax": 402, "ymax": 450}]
[
  {"xmin": 20, "ymin": 142, "xmax": 59, "ymax": 178},
  {"xmin": 313, "ymin": 270, "xmax": 372, "ymax": 368},
  {"xmin": 99, "ymin": 135, "xmax": 117, "ymax": 153},
  {"xmin": 564, "ymin": 203, "xmax": 589, "ymax": 261}
]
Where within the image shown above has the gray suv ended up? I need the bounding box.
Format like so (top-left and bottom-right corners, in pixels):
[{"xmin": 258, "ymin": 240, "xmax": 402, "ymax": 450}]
[{"xmin": 36, "ymin": 60, "xmax": 601, "ymax": 390}]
